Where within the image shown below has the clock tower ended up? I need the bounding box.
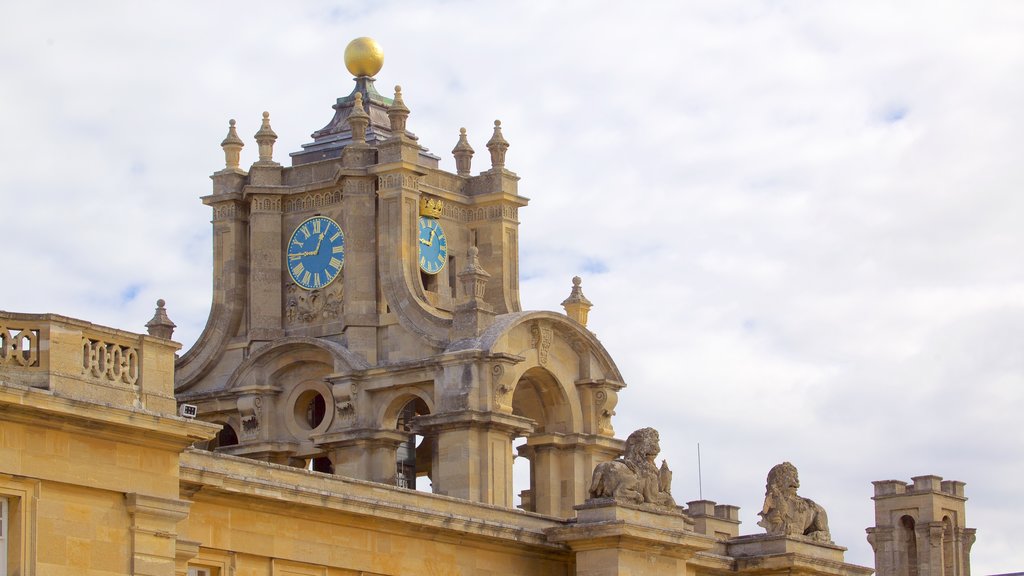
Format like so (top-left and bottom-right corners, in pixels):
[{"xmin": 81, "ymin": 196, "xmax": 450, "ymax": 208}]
[{"xmin": 175, "ymin": 38, "xmax": 625, "ymax": 516}]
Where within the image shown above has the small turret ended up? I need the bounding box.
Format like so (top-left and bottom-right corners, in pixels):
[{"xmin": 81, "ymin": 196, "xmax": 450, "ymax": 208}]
[
  {"xmin": 254, "ymin": 111, "xmax": 278, "ymax": 165},
  {"xmin": 347, "ymin": 92, "xmax": 370, "ymax": 145},
  {"xmin": 486, "ymin": 119, "xmax": 509, "ymax": 170},
  {"xmin": 220, "ymin": 119, "xmax": 244, "ymax": 170},
  {"xmin": 452, "ymin": 127, "xmax": 474, "ymax": 176},
  {"xmin": 145, "ymin": 299, "xmax": 176, "ymax": 340},
  {"xmin": 388, "ymin": 85, "xmax": 410, "ymax": 134},
  {"xmin": 561, "ymin": 276, "xmax": 593, "ymax": 327}
]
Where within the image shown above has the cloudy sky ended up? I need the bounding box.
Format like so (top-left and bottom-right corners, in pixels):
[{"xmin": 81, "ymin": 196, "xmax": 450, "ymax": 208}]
[{"xmin": 2, "ymin": 1, "xmax": 1022, "ymax": 571}]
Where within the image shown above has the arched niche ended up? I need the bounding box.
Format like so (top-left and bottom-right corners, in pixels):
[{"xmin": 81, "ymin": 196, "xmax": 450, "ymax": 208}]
[
  {"xmin": 511, "ymin": 367, "xmax": 573, "ymax": 434},
  {"xmin": 206, "ymin": 421, "xmax": 239, "ymax": 451},
  {"xmin": 942, "ymin": 515, "xmax": 956, "ymax": 576},
  {"xmin": 380, "ymin": 388, "xmax": 437, "ymax": 491},
  {"xmin": 899, "ymin": 515, "xmax": 918, "ymax": 576}
]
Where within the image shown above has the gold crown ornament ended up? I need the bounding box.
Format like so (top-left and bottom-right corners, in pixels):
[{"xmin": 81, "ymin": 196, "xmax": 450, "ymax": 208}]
[{"xmin": 419, "ymin": 196, "xmax": 444, "ymax": 219}]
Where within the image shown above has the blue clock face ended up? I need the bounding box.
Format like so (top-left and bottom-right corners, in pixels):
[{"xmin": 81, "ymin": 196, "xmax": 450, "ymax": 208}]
[
  {"xmin": 418, "ymin": 217, "xmax": 448, "ymax": 275},
  {"xmin": 287, "ymin": 216, "xmax": 344, "ymax": 290}
]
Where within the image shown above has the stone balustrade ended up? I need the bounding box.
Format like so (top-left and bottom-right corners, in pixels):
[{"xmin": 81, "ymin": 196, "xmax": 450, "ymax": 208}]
[{"xmin": 0, "ymin": 312, "xmax": 180, "ymax": 414}]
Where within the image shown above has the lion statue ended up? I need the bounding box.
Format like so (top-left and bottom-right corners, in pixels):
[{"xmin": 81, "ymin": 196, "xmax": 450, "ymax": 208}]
[
  {"xmin": 588, "ymin": 427, "xmax": 676, "ymax": 510},
  {"xmin": 758, "ymin": 462, "xmax": 831, "ymax": 542}
]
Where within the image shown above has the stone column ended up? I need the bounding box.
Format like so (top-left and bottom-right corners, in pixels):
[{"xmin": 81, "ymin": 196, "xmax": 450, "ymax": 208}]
[
  {"xmin": 319, "ymin": 429, "xmax": 408, "ymax": 485},
  {"xmin": 518, "ymin": 433, "xmax": 622, "ymax": 517},
  {"xmin": 416, "ymin": 411, "xmax": 533, "ymax": 506}
]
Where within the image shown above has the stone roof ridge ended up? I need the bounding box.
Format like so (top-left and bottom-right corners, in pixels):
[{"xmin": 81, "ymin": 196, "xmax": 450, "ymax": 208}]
[{"xmin": 310, "ymin": 76, "xmax": 397, "ymax": 141}]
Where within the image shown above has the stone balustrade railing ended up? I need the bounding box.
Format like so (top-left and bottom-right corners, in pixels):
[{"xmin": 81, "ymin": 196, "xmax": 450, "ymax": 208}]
[{"xmin": 0, "ymin": 312, "xmax": 180, "ymax": 414}]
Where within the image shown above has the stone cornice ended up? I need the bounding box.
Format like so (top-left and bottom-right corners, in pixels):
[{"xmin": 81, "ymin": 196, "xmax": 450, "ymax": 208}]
[
  {"xmin": 0, "ymin": 382, "xmax": 219, "ymax": 450},
  {"xmin": 179, "ymin": 449, "xmax": 568, "ymax": 553}
]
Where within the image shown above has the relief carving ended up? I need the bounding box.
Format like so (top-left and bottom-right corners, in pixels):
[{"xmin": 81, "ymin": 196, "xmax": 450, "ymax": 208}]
[
  {"xmin": 212, "ymin": 204, "xmax": 239, "ymax": 221},
  {"xmin": 378, "ymin": 173, "xmax": 420, "ymax": 190},
  {"xmin": 492, "ymin": 364, "xmax": 512, "ymax": 412},
  {"xmin": 284, "ymin": 189, "xmax": 341, "ymax": 213},
  {"xmin": 250, "ymin": 196, "xmax": 282, "ymax": 213},
  {"xmin": 593, "ymin": 389, "xmax": 617, "ymax": 436},
  {"xmin": 530, "ymin": 322, "xmax": 553, "ymax": 366},
  {"xmin": 237, "ymin": 395, "xmax": 262, "ymax": 439},
  {"xmin": 335, "ymin": 384, "xmax": 356, "ymax": 426},
  {"xmin": 588, "ymin": 427, "xmax": 676, "ymax": 510},
  {"xmin": 465, "ymin": 205, "xmax": 518, "ymax": 222},
  {"xmin": 286, "ymin": 284, "xmax": 343, "ymax": 324},
  {"xmin": 342, "ymin": 178, "xmax": 374, "ymax": 194},
  {"xmin": 758, "ymin": 462, "xmax": 832, "ymax": 542}
]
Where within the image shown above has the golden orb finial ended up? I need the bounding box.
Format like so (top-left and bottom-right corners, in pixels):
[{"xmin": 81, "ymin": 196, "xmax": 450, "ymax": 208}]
[{"xmin": 344, "ymin": 37, "xmax": 384, "ymax": 77}]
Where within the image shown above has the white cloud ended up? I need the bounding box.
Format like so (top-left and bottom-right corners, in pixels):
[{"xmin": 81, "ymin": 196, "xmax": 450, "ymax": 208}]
[{"xmin": 2, "ymin": 1, "xmax": 1022, "ymax": 572}]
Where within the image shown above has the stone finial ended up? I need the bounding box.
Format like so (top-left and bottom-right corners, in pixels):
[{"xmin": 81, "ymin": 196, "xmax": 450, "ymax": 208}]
[
  {"xmin": 254, "ymin": 111, "xmax": 278, "ymax": 164},
  {"xmin": 347, "ymin": 92, "xmax": 370, "ymax": 144},
  {"xmin": 561, "ymin": 276, "xmax": 594, "ymax": 327},
  {"xmin": 220, "ymin": 119, "xmax": 244, "ymax": 169},
  {"xmin": 459, "ymin": 246, "xmax": 491, "ymax": 301},
  {"xmin": 588, "ymin": 427, "xmax": 677, "ymax": 511},
  {"xmin": 388, "ymin": 85, "xmax": 410, "ymax": 134},
  {"xmin": 486, "ymin": 119, "xmax": 509, "ymax": 169},
  {"xmin": 452, "ymin": 127, "xmax": 475, "ymax": 176},
  {"xmin": 758, "ymin": 462, "xmax": 832, "ymax": 542},
  {"xmin": 145, "ymin": 299, "xmax": 176, "ymax": 340}
]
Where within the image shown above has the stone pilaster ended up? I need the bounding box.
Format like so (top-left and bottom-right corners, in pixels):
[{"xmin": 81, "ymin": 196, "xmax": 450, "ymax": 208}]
[
  {"xmin": 341, "ymin": 176, "xmax": 379, "ymax": 364},
  {"xmin": 126, "ymin": 493, "xmax": 192, "ymax": 576},
  {"xmin": 247, "ymin": 193, "xmax": 284, "ymax": 341}
]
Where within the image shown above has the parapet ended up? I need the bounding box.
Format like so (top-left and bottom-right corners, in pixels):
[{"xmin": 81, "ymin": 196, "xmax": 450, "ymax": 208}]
[
  {"xmin": 0, "ymin": 311, "xmax": 180, "ymax": 414},
  {"xmin": 686, "ymin": 499, "xmax": 741, "ymax": 540},
  {"xmin": 872, "ymin": 475, "xmax": 966, "ymax": 499}
]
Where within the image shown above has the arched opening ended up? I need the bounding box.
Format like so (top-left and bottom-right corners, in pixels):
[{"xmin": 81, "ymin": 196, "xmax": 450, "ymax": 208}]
[
  {"xmin": 395, "ymin": 397, "xmax": 432, "ymax": 492},
  {"xmin": 510, "ymin": 367, "xmax": 572, "ymax": 513},
  {"xmin": 208, "ymin": 423, "xmax": 239, "ymax": 451},
  {"xmin": 308, "ymin": 456, "xmax": 333, "ymax": 474},
  {"xmin": 900, "ymin": 515, "xmax": 918, "ymax": 576},
  {"xmin": 942, "ymin": 516, "xmax": 956, "ymax": 576}
]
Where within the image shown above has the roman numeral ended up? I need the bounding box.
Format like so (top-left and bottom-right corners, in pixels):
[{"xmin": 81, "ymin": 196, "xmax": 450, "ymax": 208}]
[
  {"xmin": 329, "ymin": 257, "xmax": 342, "ymax": 270},
  {"xmin": 312, "ymin": 219, "xmax": 322, "ymax": 234},
  {"xmin": 301, "ymin": 225, "xmax": 311, "ymax": 240},
  {"xmin": 302, "ymin": 271, "xmax": 311, "ymax": 285},
  {"xmin": 292, "ymin": 262, "xmax": 304, "ymax": 276},
  {"xmin": 332, "ymin": 245, "xmax": 344, "ymax": 254},
  {"xmin": 314, "ymin": 273, "xmax": 322, "ymax": 288}
]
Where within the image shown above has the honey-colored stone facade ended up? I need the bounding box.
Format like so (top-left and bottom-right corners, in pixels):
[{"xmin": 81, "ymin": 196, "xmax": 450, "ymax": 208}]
[{"xmin": 0, "ymin": 40, "xmax": 956, "ymax": 576}]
